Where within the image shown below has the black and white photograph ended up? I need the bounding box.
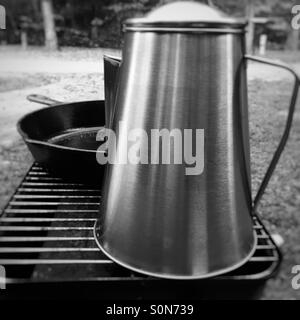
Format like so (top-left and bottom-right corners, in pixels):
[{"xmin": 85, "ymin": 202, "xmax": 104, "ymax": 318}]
[{"xmin": 0, "ymin": 0, "xmax": 300, "ymax": 306}]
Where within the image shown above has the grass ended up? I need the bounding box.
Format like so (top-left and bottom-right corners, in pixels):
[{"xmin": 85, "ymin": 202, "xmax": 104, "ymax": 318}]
[
  {"xmin": 0, "ymin": 140, "xmax": 32, "ymax": 212},
  {"xmin": 248, "ymin": 79, "xmax": 300, "ymax": 299},
  {"xmin": 263, "ymin": 50, "xmax": 300, "ymax": 64}
]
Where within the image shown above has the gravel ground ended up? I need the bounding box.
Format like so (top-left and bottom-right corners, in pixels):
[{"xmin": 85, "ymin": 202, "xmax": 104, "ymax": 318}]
[
  {"xmin": 0, "ymin": 72, "xmax": 104, "ymax": 147},
  {"xmin": 0, "ymin": 46, "xmax": 120, "ymax": 62},
  {"xmin": 0, "ymin": 74, "xmax": 61, "ymax": 93},
  {"xmin": 0, "ymin": 46, "xmax": 299, "ymax": 299},
  {"xmin": 263, "ymin": 50, "xmax": 300, "ymax": 64},
  {"xmin": 0, "ymin": 46, "xmax": 121, "ymax": 74}
]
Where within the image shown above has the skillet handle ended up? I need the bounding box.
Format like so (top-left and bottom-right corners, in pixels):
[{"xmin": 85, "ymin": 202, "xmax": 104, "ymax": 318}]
[{"xmin": 27, "ymin": 94, "xmax": 62, "ymax": 106}]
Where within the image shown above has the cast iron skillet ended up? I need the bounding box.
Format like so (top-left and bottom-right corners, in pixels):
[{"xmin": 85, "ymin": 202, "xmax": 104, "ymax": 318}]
[{"xmin": 17, "ymin": 94, "xmax": 106, "ymax": 183}]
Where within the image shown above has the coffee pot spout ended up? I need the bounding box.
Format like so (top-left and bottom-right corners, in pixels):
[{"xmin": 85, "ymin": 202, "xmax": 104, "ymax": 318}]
[{"xmin": 103, "ymin": 55, "xmax": 121, "ymax": 129}]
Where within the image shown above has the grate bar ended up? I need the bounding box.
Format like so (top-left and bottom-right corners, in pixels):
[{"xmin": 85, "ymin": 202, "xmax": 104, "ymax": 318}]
[
  {"xmin": 25, "ymin": 177, "xmax": 62, "ymax": 181},
  {"xmin": 256, "ymin": 233, "xmax": 269, "ymax": 239},
  {"xmin": 9, "ymin": 201, "xmax": 100, "ymax": 206},
  {"xmin": 0, "ymin": 259, "xmax": 113, "ymax": 265},
  {"xmin": 28, "ymin": 171, "xmax": 51, "ymax": 176},
  {"xmin": 256, "ymin": 244, "xmax": 276, "ymax": 249},
  {"xmin": 0, "ymin": 226, "xmax": 94, "ymax": 231},
  {"xmin": 0, "ymin": 237, "xmax": 95, "ymax": 242},
  {"xmin": 17, "ymin": 188, "xmax": 100, "ymax": 193},
  {"xmin": 0, "ymin": 218, "xmax": 96, "ymax": 222},
  {"xmin": 13, "ymin": 195, "xmax": 100, "ymax": 199},
  {"xmin": 0, "ymin": 247, "xmax": 99, "ymax": 253},
  {"xmin": 31, "ymin": 166, "xmax": 45, "ymax": 170},
  {"xmin": 249, "ymin": 256, "xmax": 278, "ymax": 262},
  {"xmin": 4, "ymin": 209, "xmax": 98, "ymax": 213},
  {"xmin": 22, "ymin": 182, "xmax": 86, "ymax": 187}
]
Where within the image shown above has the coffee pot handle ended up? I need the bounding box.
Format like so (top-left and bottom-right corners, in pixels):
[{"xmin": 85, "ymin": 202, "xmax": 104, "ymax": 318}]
[{"xmin": 245, "ymin": 55, "xmax": 300, "ymax": 212}]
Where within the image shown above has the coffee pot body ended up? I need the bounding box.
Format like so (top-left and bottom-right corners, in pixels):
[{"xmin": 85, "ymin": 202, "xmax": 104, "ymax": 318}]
[{"xmin": 97, "ymin": 2, "xmax": 299, "ymax": 279}]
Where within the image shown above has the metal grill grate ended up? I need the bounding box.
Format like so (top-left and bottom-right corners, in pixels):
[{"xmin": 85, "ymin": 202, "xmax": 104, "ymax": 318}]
[{"xmin": 0, "ymin": 163, "xmax": 281, "ymax": 286}]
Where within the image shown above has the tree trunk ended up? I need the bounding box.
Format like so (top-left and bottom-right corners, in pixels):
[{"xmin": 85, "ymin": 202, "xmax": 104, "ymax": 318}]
[
  {"xmin": 31, "ymin": 0, "xmax": 40, "ymax": 20},
  {"xmin": 5, "ymin": 8, "xmax": 17, "ymax": 43},
  {"xmin": 41, "ymin": 0, "xmax": 58, "ymax": 50},
  {"xmin": 246, "ymin": 0, "xmax": 255, "ymax": 54},
  {"xmin": 286, "ymin": 28, "xmax": 299, "ymax": 51}
]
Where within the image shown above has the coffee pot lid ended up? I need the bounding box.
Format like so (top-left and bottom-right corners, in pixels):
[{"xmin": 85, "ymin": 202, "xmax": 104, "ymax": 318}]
[{"xmin": 124, "ymin": 1, "xmax": 246, "ymax": 32}]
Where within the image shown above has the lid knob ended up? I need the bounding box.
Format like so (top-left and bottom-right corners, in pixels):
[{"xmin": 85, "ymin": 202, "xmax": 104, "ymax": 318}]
[
  {"xmin": 124, "ymin": 1, "xmax": 246, "ymax": 32},
  {"xmin": 146, "ymin": 1, "xmax": 228, "ymax": 22}
]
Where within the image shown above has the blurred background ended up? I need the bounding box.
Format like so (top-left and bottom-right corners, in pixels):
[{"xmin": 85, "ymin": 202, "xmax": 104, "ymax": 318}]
[
  {"xmin": 0, "ymin": 0, "xmax": 299, "ymax": 299},
  {"xmin": 0, "ymin": 0, "xmax": 299, "ymax": 52}
]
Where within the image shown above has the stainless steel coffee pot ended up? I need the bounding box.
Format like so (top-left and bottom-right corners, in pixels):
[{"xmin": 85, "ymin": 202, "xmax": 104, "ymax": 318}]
[{"xmin": 96, "ymin": 1, "xmax": 299, "ymax": 279}]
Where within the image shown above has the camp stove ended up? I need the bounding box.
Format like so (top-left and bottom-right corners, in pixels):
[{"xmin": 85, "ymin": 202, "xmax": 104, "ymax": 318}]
[{"xmin": 0, "ymin": 163, "xmax": 281, "ymax": 299}]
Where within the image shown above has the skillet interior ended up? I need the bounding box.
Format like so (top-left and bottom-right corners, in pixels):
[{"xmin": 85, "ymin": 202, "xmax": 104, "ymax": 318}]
[{"xmin": 18, "ymin": 100, "xmax": 106, "ymax": 151}]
